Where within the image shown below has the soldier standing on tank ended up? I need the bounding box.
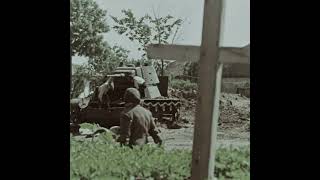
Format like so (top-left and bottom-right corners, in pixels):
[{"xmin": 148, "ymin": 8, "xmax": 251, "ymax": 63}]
[
  {"xmin": 98, "ymin": 77, "xmax": 114, "ymax": 108},
  {"xmin": 117, "ymin": 88, "xmax": 162, "ymax": 147}
]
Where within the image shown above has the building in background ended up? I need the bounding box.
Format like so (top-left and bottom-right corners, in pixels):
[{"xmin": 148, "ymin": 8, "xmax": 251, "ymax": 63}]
[
  {"xmin": 165, "ymin": 44, "xmax": 250, "ymax": 95},
  {"xmin": 221, "ymin": 44, "xmax": 250, "ymax": 78}
]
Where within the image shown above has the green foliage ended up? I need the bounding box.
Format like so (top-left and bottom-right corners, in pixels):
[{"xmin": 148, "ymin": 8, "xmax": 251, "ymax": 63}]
[
  {"xmin": 88, "ymin": 45, "xmax": 130, "ymax": 74},
  {"xmin": 71, "ymin": 133, "xmax": 250, "ymax": 180},
  {"xmin": 71, "ymin": 135, "xmax": 191, "ymax": 180},
  {"xmin": 183, "ymin": 62, "xmax": 199, "ymax": 80},
  {"xmin": 80, "ymin": 123, "xmax": 101, "ymax": 131},
  {"xmin": 71, "ymin": 0, "xmax": 132, "ymax": 98},
  {"xmin": 170, "ymin": 79, "xmax": 198, "ymax": 91},
  {"xmin": 71, "ymin": 64, "xmax": 97, "ymax": 98},
  {"xmin": 111, "ymin": 10, "xmax": 152, "ymax": 58},
  {"xmin": 215, "ymin": 146, "xmax": 250, "ymax": 179},
  {"xmin": 111, "ymin": 46, "xmax": 130, "ymax": 63},
  {"xmin": 111, "ymin": 9, "xmax": 183, "ymax": 75},
  {"xmin": 71, "ymin": 0, "xmax": 109, "ymax": 59},
  {"xmin": 71, "ymin": 45, "xmax": 131, "ymax": 98}
]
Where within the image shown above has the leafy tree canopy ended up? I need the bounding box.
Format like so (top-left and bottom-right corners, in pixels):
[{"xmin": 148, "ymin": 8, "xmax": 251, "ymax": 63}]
[{"xmin": 71, "ymin": 0, "xmax": 109, "ymax": 59}]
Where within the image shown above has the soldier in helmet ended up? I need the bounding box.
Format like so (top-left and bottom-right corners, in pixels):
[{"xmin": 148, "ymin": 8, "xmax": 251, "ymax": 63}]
[
  {"xmin": 117, "ymin": 88, "xmax": 162, "ymax": 147},
  {"xmin": 97, "ymin": 77, "xmax": 114, "ymax": 108}
]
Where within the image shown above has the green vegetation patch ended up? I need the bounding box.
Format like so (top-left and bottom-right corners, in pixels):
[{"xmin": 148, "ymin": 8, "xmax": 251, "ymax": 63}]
[{"xmin": 71, "ymin": 132, "xmax": 250, "ymax": 180}]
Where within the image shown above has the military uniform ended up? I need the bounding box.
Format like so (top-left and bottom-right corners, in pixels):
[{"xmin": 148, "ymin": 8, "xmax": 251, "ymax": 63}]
[
  {"xmin": 118, "ymin": 88, "xmax": 162, "ymax": 146},
  {"xmin": 98, "ymin": 77, "xmax": 114, "ymax": 108}
]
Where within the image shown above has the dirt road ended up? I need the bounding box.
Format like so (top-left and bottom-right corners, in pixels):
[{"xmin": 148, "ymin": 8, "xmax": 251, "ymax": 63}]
[
  {"xmin": 156, "ymin": 93, "xmax": 250, "ymax": 150},
  {"xmin": 156, "ymin": 126, "xmax": 249, "ymax": 150}
]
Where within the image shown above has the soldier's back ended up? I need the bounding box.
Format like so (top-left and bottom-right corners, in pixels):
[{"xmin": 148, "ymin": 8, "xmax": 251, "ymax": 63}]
[{"xmin": 123, "ymin": 104, "xmax": 153, "ymax": 144}]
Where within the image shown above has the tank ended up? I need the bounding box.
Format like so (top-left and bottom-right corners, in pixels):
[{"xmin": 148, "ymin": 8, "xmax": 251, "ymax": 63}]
[{"xmin": 70, "ymin": 64, "xmax": 181, "ymax": 128}]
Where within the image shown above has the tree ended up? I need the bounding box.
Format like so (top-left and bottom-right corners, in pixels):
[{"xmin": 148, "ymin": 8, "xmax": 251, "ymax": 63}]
[
  {"xmin": 70, "ymin": 0, "xmax": 109, "ymax": 59},
  {"xmin": 70, "ymin": 0, "xmax": 110, "ymax": 98},
  {"xmin": 111, "ymin": 9, "xmax": 183, "ymax": 76},
  {"xmin": 71, "ymin": 0, "xmax": 132, "ymax": 98},
  {"xmin": 71, "ymin": 45, "xmax": 131, "ymax": 99}
]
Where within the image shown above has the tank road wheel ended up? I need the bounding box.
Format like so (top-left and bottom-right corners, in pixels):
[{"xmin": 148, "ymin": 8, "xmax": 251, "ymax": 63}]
[
  {"xmin": 171, "ymin": 111, "xmax": 180, "ymax": 122},
  {"xmin": 158, "ymin": 113, "xmax": 163, "ymax": 122},
  {"xmin": 175, "ymin": 110, "xmax": 180, "ymax": 122}
]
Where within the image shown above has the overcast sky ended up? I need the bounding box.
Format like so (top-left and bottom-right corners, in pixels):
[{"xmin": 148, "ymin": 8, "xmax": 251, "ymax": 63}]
[{"xmin": 73, "ymin": 0, "xmax": 250, "ymax": 64}]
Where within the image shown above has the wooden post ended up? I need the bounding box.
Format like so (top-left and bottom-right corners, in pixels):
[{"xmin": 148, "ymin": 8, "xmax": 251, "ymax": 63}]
[{"xmin": 190, "ymin": 0, "xmax": 223, "ymax": 179}]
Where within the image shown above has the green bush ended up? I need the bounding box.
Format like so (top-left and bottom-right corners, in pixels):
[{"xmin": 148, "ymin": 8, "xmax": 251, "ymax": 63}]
[
  {"xmin": 71, "ymin": 133, "xmax": 191, "ymax": 180},
  {"xmin": 215, "ymin": 146, "xmax": 250, "ymax": 179},
  {"xmin": 79, "ymin": 123, "xmax": 101, "ymax": 131},
  {"xmin": 71, "ymin": 133, "xmax": 250, "ymax": 180},
  {"xmin": 170, "ymin": 79, "xmax": 198, "ymax": 91}
]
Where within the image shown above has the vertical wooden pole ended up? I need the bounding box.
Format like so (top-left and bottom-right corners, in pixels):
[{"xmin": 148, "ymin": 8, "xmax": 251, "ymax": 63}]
[{"xmin": 190, "ymin": 0, "xmax": 223, "ymax": 179}]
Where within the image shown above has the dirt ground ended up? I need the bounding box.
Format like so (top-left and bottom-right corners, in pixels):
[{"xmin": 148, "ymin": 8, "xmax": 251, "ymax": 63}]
[
  {"xmin": 74, "ymin": 91, "xmax": 250, "ymax": 151},
  {"xmin": 154, "ymin": 92, "xmax": 250, "ymax": 150}
]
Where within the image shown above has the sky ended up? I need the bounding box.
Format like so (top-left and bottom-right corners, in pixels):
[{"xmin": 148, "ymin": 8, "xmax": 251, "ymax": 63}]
[{"xmin": 73, "ymin": 0, "xmax": 250, "ymax": 64}]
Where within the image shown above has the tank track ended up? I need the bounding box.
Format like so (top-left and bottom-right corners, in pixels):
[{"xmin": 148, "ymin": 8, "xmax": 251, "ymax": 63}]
[{"xmin": 142, "ymin": 99, "xmax": 181, "ymax": 122}]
